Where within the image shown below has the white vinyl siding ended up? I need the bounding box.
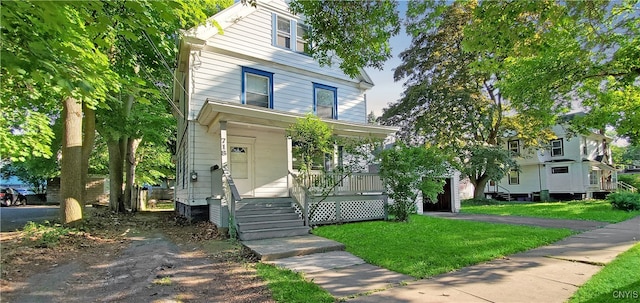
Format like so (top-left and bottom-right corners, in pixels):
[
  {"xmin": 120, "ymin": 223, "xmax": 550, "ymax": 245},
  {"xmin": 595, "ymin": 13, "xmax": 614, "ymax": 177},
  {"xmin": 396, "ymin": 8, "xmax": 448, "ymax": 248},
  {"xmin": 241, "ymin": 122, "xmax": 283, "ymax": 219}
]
[
  {"xmin": 190, "ymin": 51, "xmax": 366, "ymax": 123},
  {"xmin": 205, "ymin": 7, "xmax": 357, "ymax": 83}
]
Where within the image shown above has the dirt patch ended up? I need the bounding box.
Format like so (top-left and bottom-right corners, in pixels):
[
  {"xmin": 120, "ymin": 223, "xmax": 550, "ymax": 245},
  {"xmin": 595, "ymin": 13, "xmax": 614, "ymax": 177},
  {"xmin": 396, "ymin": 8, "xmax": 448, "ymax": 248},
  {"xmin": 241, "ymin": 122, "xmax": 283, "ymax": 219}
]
[{"xmin": 1, "ymin": 209, "xmax": 274, "ymax": 303}]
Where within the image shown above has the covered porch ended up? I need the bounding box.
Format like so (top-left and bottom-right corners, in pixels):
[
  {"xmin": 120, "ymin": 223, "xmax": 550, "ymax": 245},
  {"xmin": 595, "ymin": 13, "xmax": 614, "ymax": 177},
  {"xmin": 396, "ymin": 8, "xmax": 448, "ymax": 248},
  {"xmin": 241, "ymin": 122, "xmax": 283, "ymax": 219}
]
[{"xmin": 197, "ymin": 100, "xmax": 397, "ymax": 238}]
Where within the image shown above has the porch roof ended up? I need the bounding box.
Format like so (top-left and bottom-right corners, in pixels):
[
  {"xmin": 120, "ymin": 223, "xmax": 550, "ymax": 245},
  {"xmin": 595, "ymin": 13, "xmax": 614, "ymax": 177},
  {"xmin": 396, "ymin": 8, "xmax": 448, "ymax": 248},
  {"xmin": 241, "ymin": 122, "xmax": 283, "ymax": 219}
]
[{"xmin": 196, "ymin": 100, "xmax": 398, "ymax": 139}]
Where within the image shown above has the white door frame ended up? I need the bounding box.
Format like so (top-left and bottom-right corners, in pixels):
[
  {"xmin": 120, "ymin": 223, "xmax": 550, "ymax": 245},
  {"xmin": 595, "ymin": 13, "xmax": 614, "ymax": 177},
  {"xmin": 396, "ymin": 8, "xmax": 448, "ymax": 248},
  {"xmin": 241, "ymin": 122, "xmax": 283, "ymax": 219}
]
[{"xmin": 228, "ymin": 136, "xmax": 256, "ymax": 197}]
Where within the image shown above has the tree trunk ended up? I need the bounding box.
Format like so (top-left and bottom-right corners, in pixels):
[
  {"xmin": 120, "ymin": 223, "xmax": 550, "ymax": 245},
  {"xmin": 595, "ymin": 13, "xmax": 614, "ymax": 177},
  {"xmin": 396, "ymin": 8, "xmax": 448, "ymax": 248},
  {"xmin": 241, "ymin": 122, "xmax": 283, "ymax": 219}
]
[
  {"xmin": 472, "ymin": 175, "xmax": 490, "ymax": 199},
  {"xmin": 124, "ymin": 137, "xmax": 142, "ymax": 211},
  {"xmin": 60, "ymin": 97, "xmax": 84, "ymax": 224},
  {"xmin": 81, "ymin": 104, "xmax": 96, "ymax": 204},
  {"xmin": 107, "ymin": 139, "xmax": 124, "ymax": 212}
]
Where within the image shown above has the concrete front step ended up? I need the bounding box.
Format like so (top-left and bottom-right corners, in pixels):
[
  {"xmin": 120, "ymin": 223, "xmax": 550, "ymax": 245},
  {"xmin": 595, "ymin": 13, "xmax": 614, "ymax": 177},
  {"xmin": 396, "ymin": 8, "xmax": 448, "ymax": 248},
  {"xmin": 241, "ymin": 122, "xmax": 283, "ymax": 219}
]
[
  {"xmin": 236, "ymin": 213, "xmax": 300, "ymax": 223},
  {"xmin": 238, "ymin": 226, "xmax": 310, "ymax": 241},
  {"xmin": 242, "ymin": 235, "xmax": 346, "ymax": 261},
  {"xmin": 238, "ymin": 219, "xmax": 305, "ymax": 231}
]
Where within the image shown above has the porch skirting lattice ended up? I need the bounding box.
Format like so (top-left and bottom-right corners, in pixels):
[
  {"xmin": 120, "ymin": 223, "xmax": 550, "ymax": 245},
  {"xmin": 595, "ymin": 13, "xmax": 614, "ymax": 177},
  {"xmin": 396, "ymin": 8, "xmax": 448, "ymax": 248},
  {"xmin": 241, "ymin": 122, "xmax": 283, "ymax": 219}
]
[{"xmin": 294, "ymin": 195, "xmax": 387, "ymax": 225}]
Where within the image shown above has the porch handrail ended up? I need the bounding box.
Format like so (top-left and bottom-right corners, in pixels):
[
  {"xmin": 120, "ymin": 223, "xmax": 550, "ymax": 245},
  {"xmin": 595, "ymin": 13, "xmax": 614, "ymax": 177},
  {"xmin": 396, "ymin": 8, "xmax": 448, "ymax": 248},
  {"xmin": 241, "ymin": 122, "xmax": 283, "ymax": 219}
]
[
  {"xmin": 222, "ymin": 168, "xmax": 242, "ymax": 237},
  {"xmin": 617, "ymin": 181, "xmax": 638, "ymax": 193},
  {"xmin": 305, "ymin": 171, "xmax": 385, "ymax": 195},
  {"xmin": 288, "ymin": 170, "xmax": 310, "ymax": 226}
]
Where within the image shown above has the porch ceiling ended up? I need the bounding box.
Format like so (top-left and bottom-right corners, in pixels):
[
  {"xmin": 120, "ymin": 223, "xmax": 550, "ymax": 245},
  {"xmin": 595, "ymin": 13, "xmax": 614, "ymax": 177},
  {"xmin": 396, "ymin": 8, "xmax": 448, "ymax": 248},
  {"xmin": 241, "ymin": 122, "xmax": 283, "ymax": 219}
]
[{"xmin": 196, "ymin": 100, "xmax": 398, "ymax": 139}]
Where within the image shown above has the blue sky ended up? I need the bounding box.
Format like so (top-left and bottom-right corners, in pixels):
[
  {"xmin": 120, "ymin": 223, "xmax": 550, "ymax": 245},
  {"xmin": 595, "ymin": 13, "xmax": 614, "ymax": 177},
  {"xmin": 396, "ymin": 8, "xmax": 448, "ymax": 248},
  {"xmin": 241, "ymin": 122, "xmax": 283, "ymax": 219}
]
[{"xmin": 364, "ymin": 1, "xmax": 411, "ymax": 116}]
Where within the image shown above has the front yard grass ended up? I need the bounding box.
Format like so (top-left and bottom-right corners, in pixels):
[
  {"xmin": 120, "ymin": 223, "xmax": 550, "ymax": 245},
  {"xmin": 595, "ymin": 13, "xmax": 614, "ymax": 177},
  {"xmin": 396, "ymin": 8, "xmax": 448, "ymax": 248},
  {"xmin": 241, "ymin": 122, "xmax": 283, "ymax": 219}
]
[
  {"xmin": 569, "ymin": 243, "xmax": 640, "ymax": 303},
  {"xmin": 462, "ymin": 199, "xmax": 640, "ymax": 223},
  {"xmin": 312, "ymin": 215, "xmax": 573, "ymax": 279},
  {"xmin": 255, "ymin": 263, "xmax": 334, "ymax": 303}
]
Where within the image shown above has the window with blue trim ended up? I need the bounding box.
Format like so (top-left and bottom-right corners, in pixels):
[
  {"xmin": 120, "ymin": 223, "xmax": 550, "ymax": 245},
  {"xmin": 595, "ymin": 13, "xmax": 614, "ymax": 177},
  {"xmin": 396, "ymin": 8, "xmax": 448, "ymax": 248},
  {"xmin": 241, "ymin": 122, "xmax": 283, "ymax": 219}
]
[
  {"xmin": 242, "ymin": 67, "xmax": 273, "ymax": 108},
  {"xmin": 313, "ymin": 83, "xmax": 337, "ymax": 119}
]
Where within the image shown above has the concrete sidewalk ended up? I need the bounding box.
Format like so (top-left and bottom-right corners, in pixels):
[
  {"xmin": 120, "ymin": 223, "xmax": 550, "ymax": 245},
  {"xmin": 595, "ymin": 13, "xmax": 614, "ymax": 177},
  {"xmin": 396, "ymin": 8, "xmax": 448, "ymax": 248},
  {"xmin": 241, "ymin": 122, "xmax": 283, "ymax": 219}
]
[
  {"xmin": 243, "ymin": 215, "xmax": 639, "ymax": 302},
  {"xmin": 349, "ymin": 216, "xmax": 640, "ymax": 302}
]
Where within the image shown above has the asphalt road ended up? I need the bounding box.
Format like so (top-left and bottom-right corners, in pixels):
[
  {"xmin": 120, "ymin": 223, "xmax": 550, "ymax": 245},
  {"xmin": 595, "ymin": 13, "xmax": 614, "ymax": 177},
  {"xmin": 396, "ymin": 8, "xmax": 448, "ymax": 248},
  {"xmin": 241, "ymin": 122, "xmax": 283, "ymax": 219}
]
[{"xmin": 0, "ymin": 205, "xmax": 59, "ymax": 232}]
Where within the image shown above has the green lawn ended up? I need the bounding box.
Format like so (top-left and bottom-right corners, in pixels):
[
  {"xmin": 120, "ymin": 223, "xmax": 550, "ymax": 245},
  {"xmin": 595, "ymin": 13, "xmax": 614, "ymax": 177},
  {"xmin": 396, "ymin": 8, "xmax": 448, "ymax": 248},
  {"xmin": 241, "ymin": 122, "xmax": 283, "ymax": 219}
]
[
  {"xmin": 461, "ymin": 199, "xmax": 640, "ymax": 223},
  {"xmin": 312, "ymin": 215, "xmax": 573, "ymax": 278},
  {"xmin": 569, "ymin": 243, "xmax": 640, "ymax": 303},
  {"xmin": 255, "ymin": 263, "xmax": 334, "ymax": 303}
]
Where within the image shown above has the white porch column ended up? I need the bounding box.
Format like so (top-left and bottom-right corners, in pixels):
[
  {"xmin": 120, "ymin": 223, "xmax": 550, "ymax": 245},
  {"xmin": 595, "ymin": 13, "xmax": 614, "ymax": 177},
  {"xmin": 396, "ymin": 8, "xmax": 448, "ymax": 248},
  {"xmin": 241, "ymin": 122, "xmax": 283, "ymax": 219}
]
[{"xmin": 220, "ymin": 121, "xmax": 228, "ymax": 172}]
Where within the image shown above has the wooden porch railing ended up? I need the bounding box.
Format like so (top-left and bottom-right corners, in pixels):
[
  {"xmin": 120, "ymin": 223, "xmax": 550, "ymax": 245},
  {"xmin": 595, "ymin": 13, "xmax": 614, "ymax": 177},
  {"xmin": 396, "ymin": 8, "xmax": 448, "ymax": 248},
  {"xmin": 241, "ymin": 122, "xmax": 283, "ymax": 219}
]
[
  {"xmin": 305, "ymin": 171, "xmax": 385, "ymax": 195},
  {"xmin": 222, "ymin": 168, "xmax": 242, "ymax": 238},
  {"xmin": 288, "ymin": 171, "xmax": 310, "ymax": 226}
]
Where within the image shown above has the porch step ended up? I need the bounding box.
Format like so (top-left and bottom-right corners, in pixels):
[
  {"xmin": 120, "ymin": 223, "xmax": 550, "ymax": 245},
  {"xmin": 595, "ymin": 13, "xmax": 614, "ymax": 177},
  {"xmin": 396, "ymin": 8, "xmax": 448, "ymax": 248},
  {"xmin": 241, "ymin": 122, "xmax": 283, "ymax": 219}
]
[
  {"xmin": 234, "ymin": 197, "xmax": 308, "ymax": 241},
  {"xmin": 238, "ymin": 226, "xmax": 311, "ymax": 241},
  {"xmin": 236, "ymin": 213, "xmax": 301, "ymax": 223},
  {"xmin": 238, "ymin": 219, "xmax": 305, "ymax": 230},
  {"xmin": 236, "ymin": 207, "xmax": 296, "ymax": 216}
]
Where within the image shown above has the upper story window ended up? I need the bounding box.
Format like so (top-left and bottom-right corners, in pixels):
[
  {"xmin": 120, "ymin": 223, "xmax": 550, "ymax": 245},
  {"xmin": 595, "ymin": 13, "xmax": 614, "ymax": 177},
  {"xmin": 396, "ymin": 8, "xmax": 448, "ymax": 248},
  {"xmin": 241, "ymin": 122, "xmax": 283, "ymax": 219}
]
[
  {"xmin": 508, "ymin": 140, "xmax": 520, "ymax": 155},
  {"xmin": 296, "ymin": 23, "xmax": 310, "ymax": 54},
  {"xmin": 551, "ymin": 138, "xmax": 563, "ymax": 157},
  {"xmin": 582, "ymin": 137, "xmax": 588, "ymax": 155},
  {"xmin": 313, "ymin": 83, "xmax": 337, "ymax": 119},
  {"xmin": 276, "ymin": 16, "xmax": 291, "ymax": 49},
  {"xmin": 273, "ymin": 14, "xmax": 309, "ymax": 54},
  {"xmin": 242, "ymin": 67, "xmax": 273, "ymax": 108}
]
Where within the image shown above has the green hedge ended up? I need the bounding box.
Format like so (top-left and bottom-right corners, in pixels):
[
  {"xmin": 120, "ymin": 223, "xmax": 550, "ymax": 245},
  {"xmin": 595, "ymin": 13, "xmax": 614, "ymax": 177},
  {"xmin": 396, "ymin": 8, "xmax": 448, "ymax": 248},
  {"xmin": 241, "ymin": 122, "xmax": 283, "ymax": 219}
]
[{"xmin": 608, "ymin": 191, "xmax": 640, "ymax": 211}]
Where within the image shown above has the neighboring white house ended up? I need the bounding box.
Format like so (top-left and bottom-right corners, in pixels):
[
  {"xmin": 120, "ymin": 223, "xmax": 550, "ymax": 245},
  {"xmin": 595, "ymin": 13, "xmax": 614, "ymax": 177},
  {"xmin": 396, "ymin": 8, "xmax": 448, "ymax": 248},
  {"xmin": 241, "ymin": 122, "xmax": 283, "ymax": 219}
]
[
  {"xmin": 172, "ymin": 0, "xmax": 411, "ymax": 229},
  {"xmin": 485, "ymin": 124, "xmax": 619, "ymax": 201}
]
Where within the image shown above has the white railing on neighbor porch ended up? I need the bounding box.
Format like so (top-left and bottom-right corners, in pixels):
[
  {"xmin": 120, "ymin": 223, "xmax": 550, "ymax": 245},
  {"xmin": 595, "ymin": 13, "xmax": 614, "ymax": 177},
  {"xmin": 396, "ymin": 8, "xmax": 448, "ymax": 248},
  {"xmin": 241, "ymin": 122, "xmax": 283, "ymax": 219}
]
[
  {"xmin": 289, "ymin": 171, "xmax": 388, "ymax": 225},
  {"xmin": 617, "ymin": 181, "xmax": 638, "ymax": 193},
  {"xmin": 306, "ymin": 171, "xmax": 385, "ymax": 195},
  {"xmin": 601, "ymin": 182, "xmax": 617, "ymax": 191}
]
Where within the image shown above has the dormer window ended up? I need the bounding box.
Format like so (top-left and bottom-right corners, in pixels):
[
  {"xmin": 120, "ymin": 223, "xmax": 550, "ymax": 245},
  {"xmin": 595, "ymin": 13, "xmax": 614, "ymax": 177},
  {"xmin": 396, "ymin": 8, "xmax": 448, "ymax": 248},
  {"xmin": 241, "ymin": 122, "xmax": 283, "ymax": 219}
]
[{"xmin": 273, "ymin": 14, "xmax": 309, "ymax": 54}]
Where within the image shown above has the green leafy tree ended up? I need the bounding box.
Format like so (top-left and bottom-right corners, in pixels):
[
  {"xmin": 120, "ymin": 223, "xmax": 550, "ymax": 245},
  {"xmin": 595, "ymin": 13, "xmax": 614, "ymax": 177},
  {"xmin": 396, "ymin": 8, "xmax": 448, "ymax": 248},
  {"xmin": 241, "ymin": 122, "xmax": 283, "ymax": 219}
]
[
  {"xmin": 379, "ymin": 144, "xmax": 449, "ymax": 222},
  {"xmin": 1, "ymin": 0, "xmax": 227, "ymax": 223},
  {"xmin": 458, "ymin": 0, "xmax": 640, "ymax": 141},
  {"xmin": 288, "ymin": 0, "xmax": 401, "ymax": 77},
  {"xmin": 382, "ymin": 1, "xmax": 532, "ymax": 198},
  {"xmin": 286, "ymin": 114, "xmax": 382, "ymax": 195}
]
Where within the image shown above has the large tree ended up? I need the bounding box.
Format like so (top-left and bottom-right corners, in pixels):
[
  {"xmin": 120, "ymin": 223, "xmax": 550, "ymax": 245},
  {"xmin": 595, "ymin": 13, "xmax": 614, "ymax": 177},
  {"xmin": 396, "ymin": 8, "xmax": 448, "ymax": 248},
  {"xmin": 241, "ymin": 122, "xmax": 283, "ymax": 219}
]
[
  {"xmin": 1, "ymin": 0, "xmax": 225, "ymax": 223},
  {"xmin": 460, "ymin": 0, "xmax": 640, "ymax": 141},
  {"xmin": 288, "ymin": 0, "xmax": 401, "ymax": 78},
  {"xmin": 382, "ymin": 1, "xmax": 536, "ymax": 198}
]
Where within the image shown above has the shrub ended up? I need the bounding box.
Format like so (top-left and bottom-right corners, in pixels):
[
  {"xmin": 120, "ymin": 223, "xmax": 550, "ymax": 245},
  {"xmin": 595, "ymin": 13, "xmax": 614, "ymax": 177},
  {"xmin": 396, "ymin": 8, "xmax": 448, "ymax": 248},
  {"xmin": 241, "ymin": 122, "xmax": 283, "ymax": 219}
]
[{"xmin": 608, "ymin": 192, "xmax": 640, "ymax": 211}]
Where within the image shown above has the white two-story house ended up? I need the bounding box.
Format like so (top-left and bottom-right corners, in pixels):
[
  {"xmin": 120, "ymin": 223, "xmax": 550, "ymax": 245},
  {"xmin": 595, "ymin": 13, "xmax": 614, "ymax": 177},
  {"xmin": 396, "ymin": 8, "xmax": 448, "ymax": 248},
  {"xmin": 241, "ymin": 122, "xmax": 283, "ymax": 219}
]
[
  {"xmin": 172, "ymin": 0, "xmax": 400, "ymax": 238},
  {"xmin": 486, "ymin": 124, "xmax": 619, "ymax": 201}
]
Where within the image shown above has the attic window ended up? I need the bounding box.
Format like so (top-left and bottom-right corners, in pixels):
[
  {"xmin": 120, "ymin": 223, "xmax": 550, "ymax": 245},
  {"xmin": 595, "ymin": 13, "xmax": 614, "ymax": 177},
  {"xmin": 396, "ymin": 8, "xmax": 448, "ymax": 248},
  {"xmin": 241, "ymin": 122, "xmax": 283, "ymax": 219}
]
[
  {"xmin": 273, "ymin": 14, "xmax": 309, "ymax": 54},
  {"xmin": 276, "ymin": 16, "xmax": 291, "ymax": 49}
]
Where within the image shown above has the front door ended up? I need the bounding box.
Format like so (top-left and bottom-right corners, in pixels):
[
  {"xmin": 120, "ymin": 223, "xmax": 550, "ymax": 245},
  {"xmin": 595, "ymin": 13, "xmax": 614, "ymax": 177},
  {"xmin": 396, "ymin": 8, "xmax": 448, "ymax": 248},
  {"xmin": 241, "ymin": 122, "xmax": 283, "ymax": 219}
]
[{"xmin": 229, "ymin": 142, "xmax": 254, "ymax": 197}]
